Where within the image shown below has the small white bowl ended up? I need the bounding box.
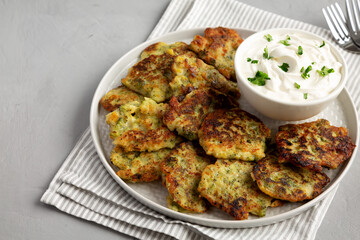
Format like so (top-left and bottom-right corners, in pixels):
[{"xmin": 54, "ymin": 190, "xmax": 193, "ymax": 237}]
[{"xmin": 234, "ymin": 28, "xmax": 347, "ymax": 121}]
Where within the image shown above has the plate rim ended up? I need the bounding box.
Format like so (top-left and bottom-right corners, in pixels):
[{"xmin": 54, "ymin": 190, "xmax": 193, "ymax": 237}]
[{"xmin": 89, "ymin": 27, "xmax": 359, "ymax": 228}]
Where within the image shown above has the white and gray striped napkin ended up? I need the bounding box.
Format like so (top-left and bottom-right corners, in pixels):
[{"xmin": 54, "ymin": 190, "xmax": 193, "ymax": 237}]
[{"xmin": 41, "ymin": 0, "xmax": 360, "ymax": 239}]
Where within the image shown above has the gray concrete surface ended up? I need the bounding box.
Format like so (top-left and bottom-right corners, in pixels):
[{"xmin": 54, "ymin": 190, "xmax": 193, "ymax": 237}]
[{"xmin": 0, "ymin": 0, "xmax": 358, "ymax": 239}]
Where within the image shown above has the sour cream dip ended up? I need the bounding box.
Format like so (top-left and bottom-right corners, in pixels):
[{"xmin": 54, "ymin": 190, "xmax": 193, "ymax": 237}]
[
  {"xmin": 238, "ymin": 30, "xmax": 343, "ymax": 102},
  {"xmin": 234, "ymin": 28, "xmax": 347, "ymax": 121}
]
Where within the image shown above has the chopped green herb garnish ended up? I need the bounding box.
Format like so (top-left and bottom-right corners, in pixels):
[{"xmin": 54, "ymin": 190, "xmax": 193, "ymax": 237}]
[
  {"xmin": 319, "ymin": 41, "xmax": 325, "ymax": 48},
  {"xmin": 294, "ymin": 82, "xmax": 300, "ymax": 89},
  {"xmin": 279, "ymin": 63, "xmax": 290, "ymax": 72},
  {"xmin": 247, "ymin": 58, "xmax": 259, "ymax": 64},
  {"xmin": 311, "ymin": 62, "xmax": 315, "ymax": 65},
  {"xmin": 304, "ymin": 93, "xmax": 308, "ymax": 99},
  {"xmin": 300, "ymin": 66, "xmax": 304, "ymax": 72},
  {"xmin": 280, "ymin": 36, "xmax": 291, "ymax": 46},
  {"xmin": 298, "ymin": 46, "xmax": 303, "ymax": 55},
  {"xmin": 264, "ymin": 34, "xmax": 273, "ymax": 42},
  {"xmin": 263, "ymin": 46, "xmax": 272, "ymax": 59},
  {"xmin": 317, "ymin": 66, "xmax": 335, "ymax": 76},
  {"xmin": 301, "ymin": 65, "xmax": 312, "ymax": 79},
  {"xmin": 248, "ymin": 71, "xmax": 270, "ymax": 86}
]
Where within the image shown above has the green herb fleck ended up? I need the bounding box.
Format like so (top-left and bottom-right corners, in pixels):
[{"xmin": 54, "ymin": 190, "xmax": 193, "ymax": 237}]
[
  {"xmin": 317, "ymin": 66, "xmax": 335, "ymax": 77},
  {"xmin": 247, "ymin": 71, "xmax": 270, "ymax": 86},
  {"xmin": 247, "ymin": 58, "xmax": 258, "ymax": 64},
  {"xmin": 280, "ymin": 36, "xmax": 291, "ymax": 46},
  {"xmin": 304, "ymin": 93, "xmax": 308, "ymax": 99},
  {"xmin": 300, "ymin": 66, "xmax": 304, "ymax": 72},
  {"xmin": 264, "ymin": 34, "xmax": 273, "ymax": 42},
  {"xmin": 319, "ymin": 40, "xmax": 325, "ymax": 48},
  {"xmin": 279, "ymin": 63, "xmax": 290, "ymax": 72},
  {"xmin": 298, "ymin": 46, "xmax": 303, "ymax": 55},
  {"xmin": 311, "ymin": 62, "xmax": 316, "ymax": 65},
  {"xmin": 294, "ymin": 82, "xmax": 301, "ymax": 89},
  {"xmin": 301, "ymin": 65, "xmax": 312, "ymax": 79},
  {"xmin": 263, "ymin": 46, "xmax": 273, "ymax": 59}
]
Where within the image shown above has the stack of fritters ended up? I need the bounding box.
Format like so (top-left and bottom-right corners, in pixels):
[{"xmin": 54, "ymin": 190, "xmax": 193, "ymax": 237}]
[{"xmin": 99, "ymin": 27, "xmax": 356, "ymax": 220}]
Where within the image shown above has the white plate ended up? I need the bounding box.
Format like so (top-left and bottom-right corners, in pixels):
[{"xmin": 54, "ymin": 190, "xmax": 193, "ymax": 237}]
[{"xmin": 90, "ymin": 28, "xmax": 359, "ymax": 228}]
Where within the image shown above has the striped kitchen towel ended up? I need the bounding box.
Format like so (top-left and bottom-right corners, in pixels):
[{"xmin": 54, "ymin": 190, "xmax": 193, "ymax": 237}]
[{"xmin": 41, "ymin": 0, "xmax": 360, "ymax": 239}]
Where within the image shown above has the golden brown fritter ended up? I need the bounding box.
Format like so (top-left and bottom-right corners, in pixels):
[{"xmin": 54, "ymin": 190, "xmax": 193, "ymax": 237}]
[
  {"xmin": 121, "ymin": 54, "xmax": 173, "ymax": 103},
  {"xmin": 161, "ymin": 142, "xmax": 214, "ymax": 213},
  {"xmin": 110, "ymin": 146, "xmax": 171, "ymax": 182},
  {"xmin": 198, "ymin": 160, "xmax": 280, "ymax": 220},
  {"xmin": 166, "ymin": 195, "xmax": 193, "ymax": 213},
  {"xmin": 140, "ymin": 42, "xmax": 190, "ymax": 60},
  {"xmin": 106, "ymin": 98, "xmax": 182, "ymax": 152},
  {"xmin": 169, "ymin": 53, "xmax": 240, "ymax": 99},
  {"xmin": 122, "ymin": 42, "xmax": 195, "ymax": 103},
  {"xmin": 190, "ymin": 27, "xmax": 243, "ymax": 81},
  {"xmin": 276, "ymin": 119, "xmax": 356, "ymax": 172},
  {"xmin": 251, "ymin": 155, "xmax": 330, "ymax": 202},
  {"xmin": 100, "ymin": 85, "xmax": 144, "ymax": 112},
  {"xmin": 163, "ymin": 88, "xmax": 239, "ymax": 140},
  {"xmin": 199, "ymin": 109, "xmax": 271, "ymax": 161}
]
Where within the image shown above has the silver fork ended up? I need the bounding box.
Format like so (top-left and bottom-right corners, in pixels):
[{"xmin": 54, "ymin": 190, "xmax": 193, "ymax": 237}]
[
  {"xmin": 346, "ymin": 0, "xmax": 360, "ymax": 46},
  {"xmin": 322, "ymin": 3, "xmax": 360, "ymax": 51}
]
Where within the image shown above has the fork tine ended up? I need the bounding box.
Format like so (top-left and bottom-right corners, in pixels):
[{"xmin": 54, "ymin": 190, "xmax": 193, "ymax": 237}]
[
  {"xmin": 351, "ymin": 0, "xmax": 360, "ymax": 30},
  {"xmin": 346, "ymin": 0, "xmax": 358, "ymax": 32},
  {"xmin": 335, "ymin": 3, "xmax": 347, "ymax": 24},
  {"xmin": 355, "ymin": 0, "xmax": 360, "ymax": 30},
  {"xmin": 331, "ymin": 4, "xmax": 350, "ymax": 37},
  {"xmin": 327, "ymin": 6, "xmax": 347, "ymax": 40},
  {"xmin": 322, "ymin": 8, "xmax": 342, "ymax": 42}
]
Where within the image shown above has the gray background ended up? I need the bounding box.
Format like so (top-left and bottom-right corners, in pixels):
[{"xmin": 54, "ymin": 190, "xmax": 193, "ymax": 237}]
[{"xmin": 1, "ymin": 0, "xmax": 358, "ymax": 239}]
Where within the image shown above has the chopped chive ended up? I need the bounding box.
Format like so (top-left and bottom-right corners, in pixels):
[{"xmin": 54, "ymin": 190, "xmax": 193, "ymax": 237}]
[
  {"xmin": 301, "ymin": 65, "xmax": 312, "ymax": 79},
  {"xmin": 280, "ymin": 36, "xmax": 291, "ymax": 46},
  {"xmin": 264, "ymin": 34, "xmax": 273, "ymax": 42},
  {"xmin": 317, "ymin": 66, "xmax": 334, "ymax": 76},
  {"xmin": 278, "ymin": 63, "xmax": 290, "ymax": 72},
  {"xmin": 319, "ymin": 41, "xmax": 325, "ymax": 48},
  {"xmin": 248, "ymin": 71, "xmax": 270, "ymax": 86},
  {"xmin": 263, "ymin": 46, "xmax": 273, "ymax": 59},
  {"xmin": 300, "ymin": 66, "xmax": 304, "ymax": 72},
  {"xmin": 247, "ymin": 57, "xmax": 258, "ymax": 64},
  {"xmin": 304, "ymin": 93, "xmax": 308, "ymax": 99},
  {"xmin": 298, "ymin": 46, "xmax": 303, "ymax": 55},
  {"xmin": 294, "ymin": 82, "xmax": 301, "ymax": 89}
]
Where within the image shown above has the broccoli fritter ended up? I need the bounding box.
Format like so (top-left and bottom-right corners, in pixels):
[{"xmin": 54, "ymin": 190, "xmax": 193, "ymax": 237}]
[
  {"xmin": 161, "ymin": 142, "xmax": 214, "ymax": 213},
  {"xmin": 100, "ymin": 85, "xmax": 144, "ymax": 112},
  {"xmin": 276, "ymin": 119, "xmax": 356, "ymax": 172},
  {"xmin": 199, "ymin": 109, "xmax": 270, "ymax": 160},
  {"xmin": 163, "ymin": 88, "xmax": 239, "ymax": 140},
  {"xmin": 140, "ymin": 41, "xmax": 190, "ymax": 60},
  {"xmin": 122, "ymin": 42, "xmax": 194, "ymax": 103},
  {"xmin": 169, "ymin": 53, "xmax": 240, "ymax": 99},
  {"xmin": 198, "ymin": 160, "xmax": 280, "ymax": 220},
  {"xmin": 111, "ymin": 146, "xmax": 171, "ymax": 182},
  {"xmin": 190, "ymin": 27, "xmax": 243, "ymax": 81},
  {"xmin": 251, "ymin": 155, "xmax": 330, "ymax": 202},
  {"xmin": 106, "ymin": 98, "xmax": 182, "ymax": 152}
]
